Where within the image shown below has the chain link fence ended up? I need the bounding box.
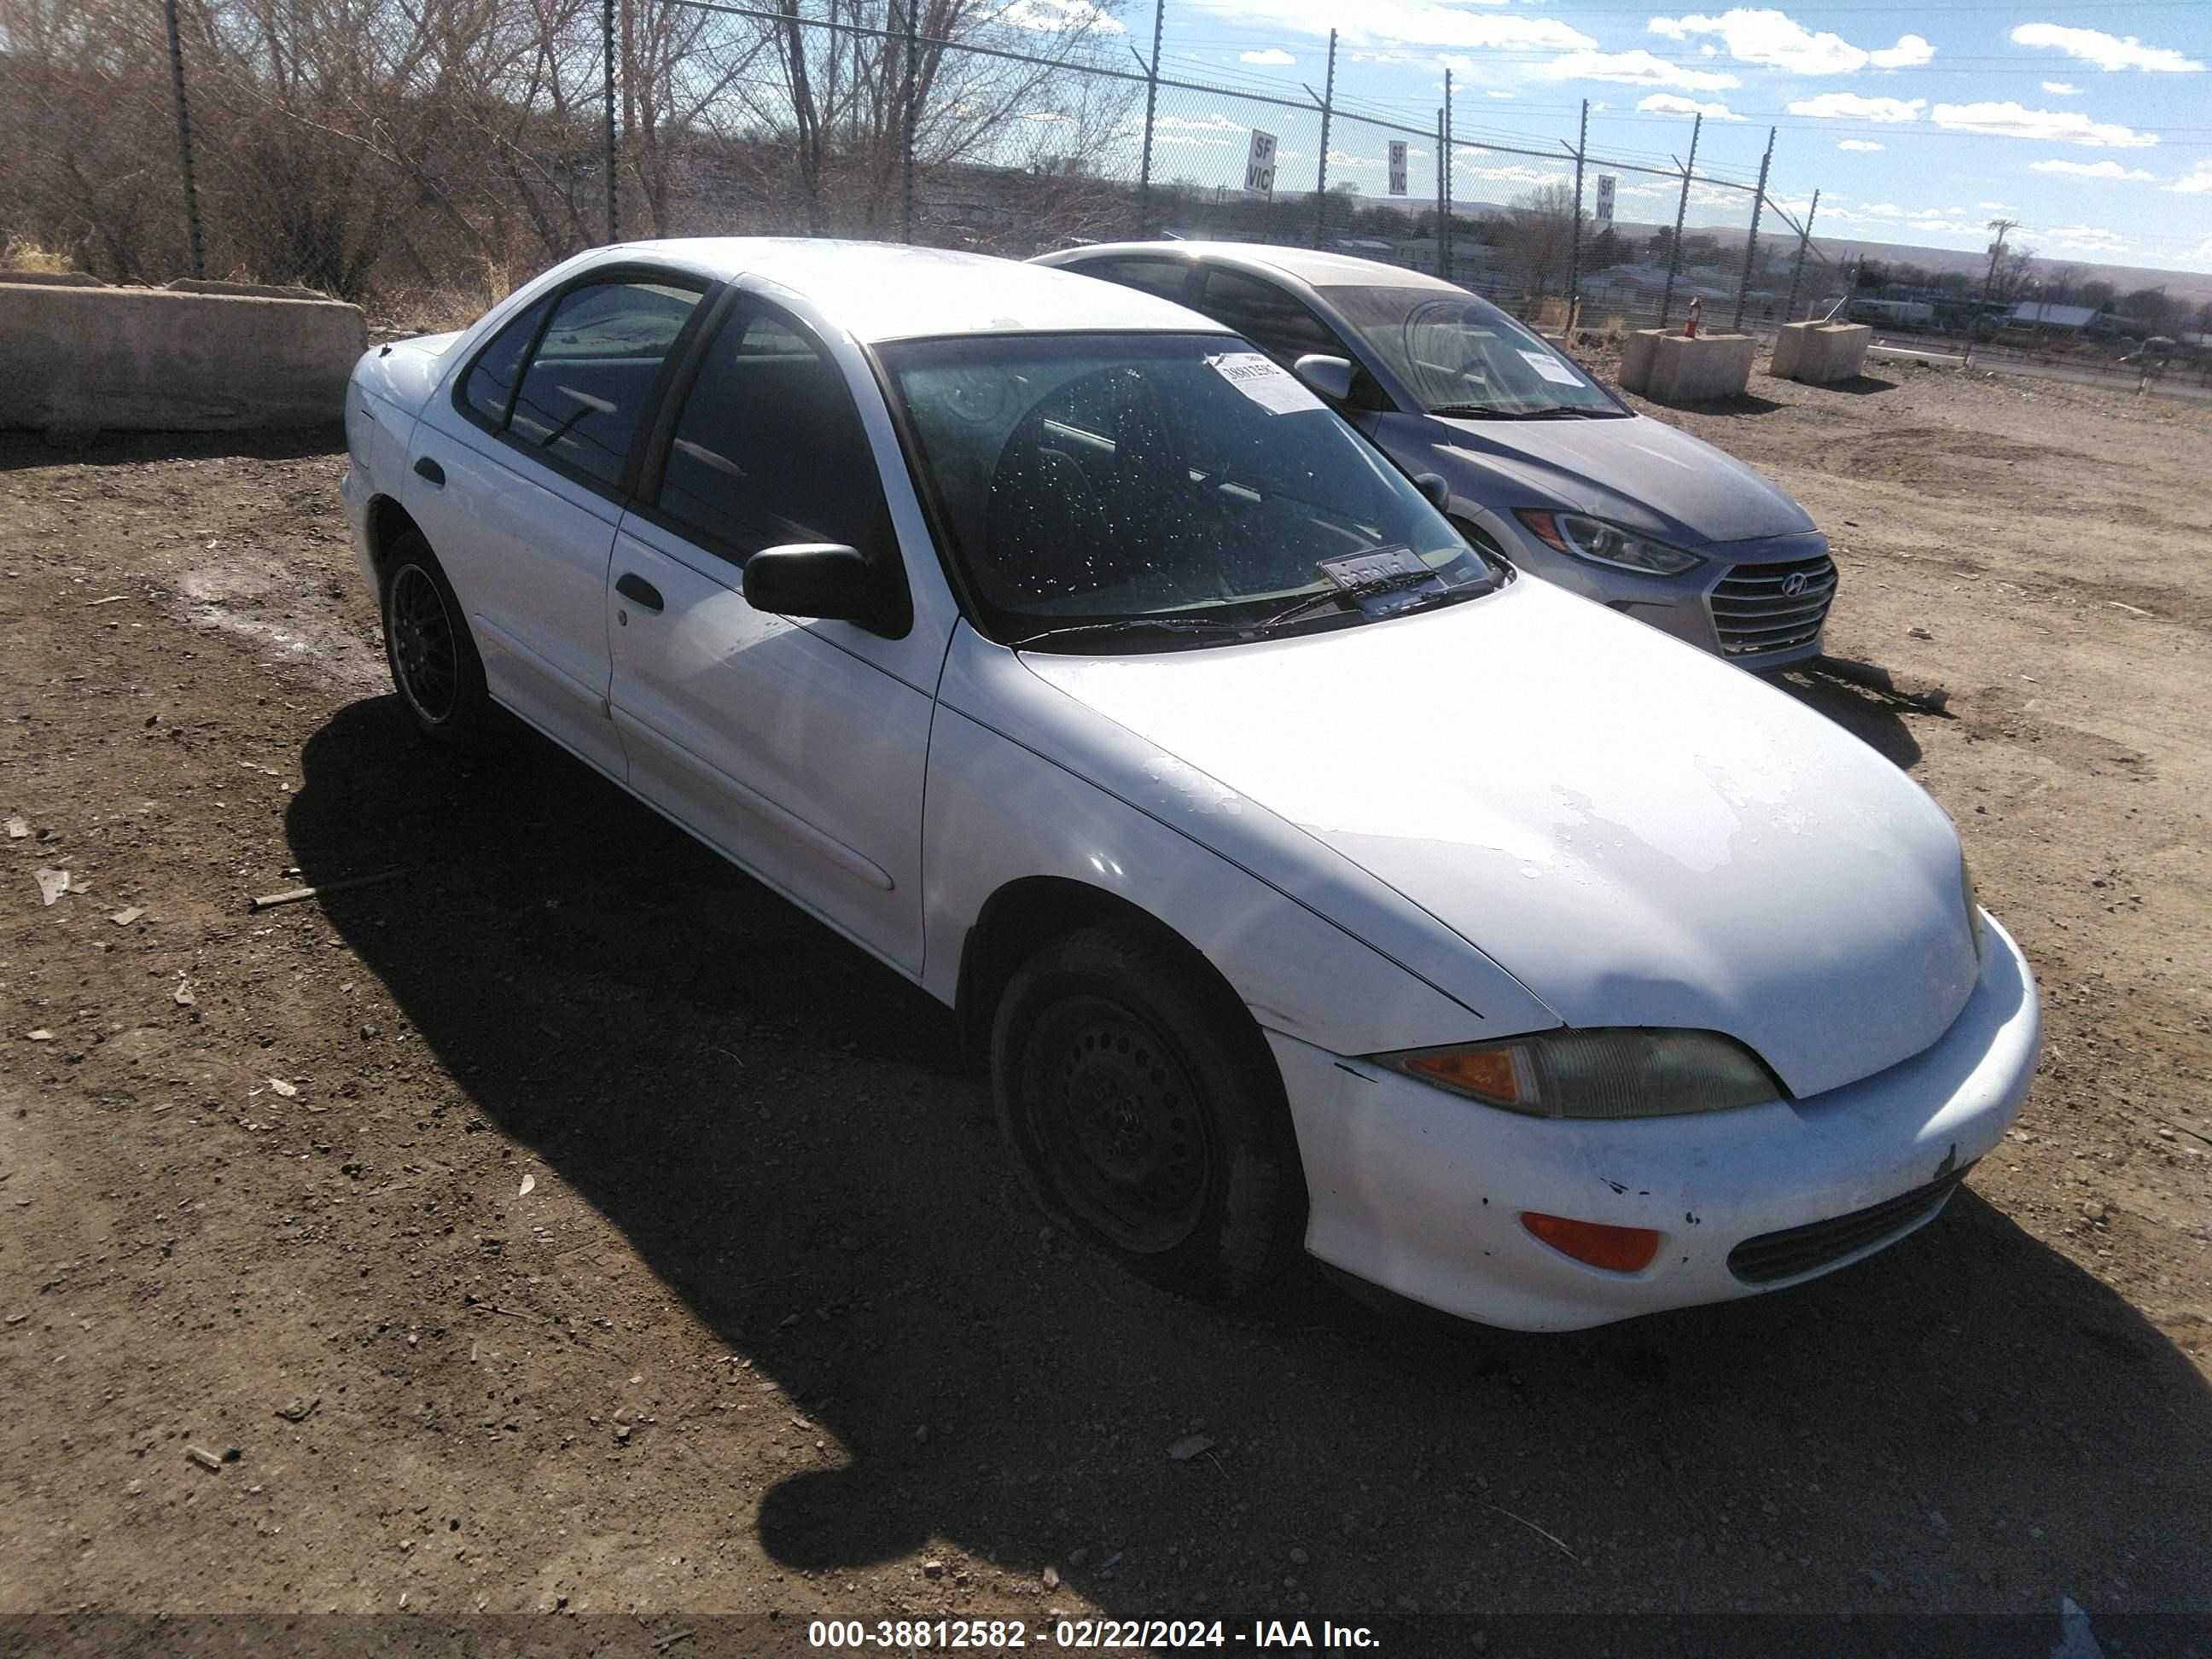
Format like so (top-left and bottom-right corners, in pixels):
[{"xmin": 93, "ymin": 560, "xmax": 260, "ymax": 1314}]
[{"xmin": 0, "ymin": 0, "xmax": 1831, "ymax": 335}]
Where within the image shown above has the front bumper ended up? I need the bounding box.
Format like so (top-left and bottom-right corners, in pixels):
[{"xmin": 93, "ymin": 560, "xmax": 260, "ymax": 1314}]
[{"xmin": 1269, "ymin": 915, "xmax": 2040, "ymax": 1331}]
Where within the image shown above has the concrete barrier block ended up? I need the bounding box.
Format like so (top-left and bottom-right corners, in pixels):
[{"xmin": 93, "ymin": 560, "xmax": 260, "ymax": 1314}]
[
  {"xmin": 1768, "ymin": 321, "xmax": 1871, "ymax": 385},
  {"xmin": 1620, "ymin": 328, "xmax": 1662, "ymax": 394},
  {"xmin": 1627, "ymin": 330, "xmax": 1757, "ymax": 403},
  {"xmin": 0, "ymin": 281, "xmax": 366, "ymax": 431}
]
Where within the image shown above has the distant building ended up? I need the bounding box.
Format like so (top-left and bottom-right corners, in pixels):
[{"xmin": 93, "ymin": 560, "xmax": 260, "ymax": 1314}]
[{"xmin": 2006, "ymin": 300, "xmax": 2122, "ymax": 337}]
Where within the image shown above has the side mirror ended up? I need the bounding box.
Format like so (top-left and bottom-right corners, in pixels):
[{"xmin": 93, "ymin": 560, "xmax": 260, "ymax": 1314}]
[
  {"xmin": 742, "ymin": 543, "xmax": 906, "ymax": 636},
  {"xmin": 1291, "ymin": 353, "xmax": 1357, "ymax": 404},
  {"xmin": 1413, "ymin": 473, "xmax": 1452, "ymax": 514}
]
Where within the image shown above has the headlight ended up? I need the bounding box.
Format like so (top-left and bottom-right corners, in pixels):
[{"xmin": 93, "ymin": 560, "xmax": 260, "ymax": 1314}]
[
  {"xmin": 1514, "ymin": 510, "xmax": 1703, "ymax": 576},
  {"xmin": 1375, "ymin": 1028, "xmax": 1785, "ymax": 1120}
]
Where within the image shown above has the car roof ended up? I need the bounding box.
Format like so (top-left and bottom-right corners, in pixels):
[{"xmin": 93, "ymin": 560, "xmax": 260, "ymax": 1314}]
[
  {"xmin": 601, "ymin": 237, "xmax": 1232, "ymax": 344},
  {"xmin": 1039, "ymin": 240, "xmax": 1464, "ymax": 294}
]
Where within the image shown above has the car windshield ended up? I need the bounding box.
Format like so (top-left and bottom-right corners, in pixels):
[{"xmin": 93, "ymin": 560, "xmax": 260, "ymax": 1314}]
[
  {"xmin": 880, "ymin": 332, "xmax": 1497, "ymax": 651},
  {"xmin": 1321, "ymin": 285, "xmax": 1624, "ymax": 418}
]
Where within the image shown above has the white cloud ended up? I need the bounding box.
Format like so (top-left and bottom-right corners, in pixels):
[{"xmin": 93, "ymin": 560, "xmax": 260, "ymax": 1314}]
[
  {"xmin": 2030, "ymin": 158, "xmax": 2153, "ymax": 181},
  {"xmin": 1002, "ymin": 0, "xmax": 1125, "ymax": 33},
  {"xmin": 1238, "ymin": 48, "xmax": 1295, "ymax": 65},
  {"xmin": 1648, "ymin": 9, "xmax": 1931, "ymax": 75},
  {"xmin": 2010, "ymin": 23, "xmax": 2203, "ymax": 74},
  {"xmin": 1486, "ymin": 89, "xmax": 1516, "ymax": 99},
  {"xmin": 1978, "ymin": 201, "xmax": 2011, "ymax": 212},
  {"xmin": 1932, "ymin": 102, "xmax": 2157, "ymax": 148},
  {"xmin": 1637, "ymin": 92, "xmax": 1743, "ymax": 121},
  {"xmin": 1534, "ymin": 49, "xmax": 1738, "ymax": 89},
  {"xmin": 2040, "ymin": 80, "xmax": 2081, "ymax": 96},
  {"xmin": 2045, "ymin": 224, "xmax": 2128, "ymax": 253},
  {"xmin": 1837, "ymin": 139, "xmax": 1883, "ymax": 152},
  {"xmin": 1786, "ymin": 91, "xmax": 1924, "ymax": 123},
  {"xmin": 1182, "ymin": 0, "xmax": 1589, "ymax": 53},
  {"xmin": 2192, "ymin": 238, "xmax": 2212, "ymax": 262},
  {"xmin": 2167, "ymin": 161, "xmax": 2212, "ymax": 195}
]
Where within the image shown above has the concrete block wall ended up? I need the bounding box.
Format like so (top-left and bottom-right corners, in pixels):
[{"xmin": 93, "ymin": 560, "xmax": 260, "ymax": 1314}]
[
  {"xmin": 1618, "ymin": 329, "xmax": 1758, "ymax": 403},
  {"xmin": 0, "ymin": 279, "xmax": 366, "ymax": 432}
]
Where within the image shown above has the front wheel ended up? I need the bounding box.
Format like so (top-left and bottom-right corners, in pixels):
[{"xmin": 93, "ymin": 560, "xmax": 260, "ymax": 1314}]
[
  {"xmin": 381, "ymin": 532, "xmax": 495, "ymax": 750},
  {"xmin": 991, "ymin": 923, "xmax": 1307, "ymax": 1301}
]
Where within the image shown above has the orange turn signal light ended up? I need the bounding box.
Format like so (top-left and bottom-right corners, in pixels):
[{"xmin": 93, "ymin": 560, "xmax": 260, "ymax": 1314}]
[
  {"xmin": 1520, "ymin": 1212, "xmax": 1662, "ymax": 1273},
  {"xmin": 1405, "ymin": 1048, "xmax": 1524, "ymax": 1106}
]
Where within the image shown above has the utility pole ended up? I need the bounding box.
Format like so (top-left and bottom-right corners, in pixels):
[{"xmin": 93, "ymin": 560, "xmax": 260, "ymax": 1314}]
[
  {"xmin": 1311, "ymin": 30, "xmax": 1336, "ymax": 251},
  {"xmin": 1135, "ymin": 0, "xmax": 1164, "ymax": 236},
  {"xmin": 1434, "ymin": 108, "xmax": 1447, "ymax": 281},
  {"xmin": 1657, "ymin": 112, "xmax": 1700, "ymax": 331},
  {"xmin": 1965, "ymin": 216, "xmax": 2017, "ymax": 368},
  {"xmin": 900, "ymin": 0, "xmax": 918, "ymax": 243}
]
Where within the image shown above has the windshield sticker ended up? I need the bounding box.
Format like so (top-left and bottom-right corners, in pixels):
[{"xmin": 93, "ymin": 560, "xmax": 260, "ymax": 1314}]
[
  {"xmin": 1207, "ymin": 352, "xmax": 1326, "ymax": 415},
  {"xmin": 1518, "ymin": 349, "xmax": 1586, "ymax": 387}
]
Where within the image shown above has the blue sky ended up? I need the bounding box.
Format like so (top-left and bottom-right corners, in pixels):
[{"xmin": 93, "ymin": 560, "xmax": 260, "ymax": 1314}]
[{"xmin": 1110, "ymin": 1, "xmax": 2212, "ymax": 273}]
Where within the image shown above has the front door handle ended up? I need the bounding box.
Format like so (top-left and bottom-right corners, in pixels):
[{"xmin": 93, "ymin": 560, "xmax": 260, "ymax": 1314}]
[
  {"xmin": 615, "ymin": 572, "xmax": 664, "ymax": 614},
  {"xmin": 412, "ymin": 456, "xmax": 445, "ymax": 487}
]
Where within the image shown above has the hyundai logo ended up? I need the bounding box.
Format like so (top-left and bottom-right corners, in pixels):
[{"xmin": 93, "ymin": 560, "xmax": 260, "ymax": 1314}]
[{"xmin": 1780, "ymin": 572, "xmax": 1810, "ymax": 597}]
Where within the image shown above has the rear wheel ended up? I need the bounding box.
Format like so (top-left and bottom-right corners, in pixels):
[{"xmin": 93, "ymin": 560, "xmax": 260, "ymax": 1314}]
[
  {"xmin": 381, "ymin": 532, "xmax": 494, "ymax": 750},
  {"xmin": 991, "ymin": 923, "xmax": 1307, "ymax": 1300}
]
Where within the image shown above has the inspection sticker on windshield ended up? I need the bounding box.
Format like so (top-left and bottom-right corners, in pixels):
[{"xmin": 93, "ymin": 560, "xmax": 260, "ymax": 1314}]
[
  {"xmin": 1208, "ymin": 352, "xmax": 1325, "ymax": 415},
  {"xmin": 1518, "ymin": 349, "xmax": 1586, "ymax": 387}
]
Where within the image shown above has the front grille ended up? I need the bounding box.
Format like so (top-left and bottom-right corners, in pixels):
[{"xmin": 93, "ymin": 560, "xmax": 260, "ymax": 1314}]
[
  {"xmin": 1708, "ymin": 553, "xmax": 1837, "ymax": 658},
  {"xmin": 1726, "ymin": 1165, "xmax": 1973, "ymax": 1286}
]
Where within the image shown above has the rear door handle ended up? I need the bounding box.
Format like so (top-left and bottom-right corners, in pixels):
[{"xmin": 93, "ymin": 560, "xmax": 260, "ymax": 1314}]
[
  {"xmin": 412, "ymin": 456, "xmax": 445, "ymax": 487},
  {"xmin": 615, "ymin": 572, "xmax": 664, "ymax": 614}
]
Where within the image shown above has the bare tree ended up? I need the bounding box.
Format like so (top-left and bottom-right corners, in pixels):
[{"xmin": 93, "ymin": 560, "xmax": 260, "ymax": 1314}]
[{"xmin": 1501, "ymin": 180, "xmax": 1577, "ymax": 300}]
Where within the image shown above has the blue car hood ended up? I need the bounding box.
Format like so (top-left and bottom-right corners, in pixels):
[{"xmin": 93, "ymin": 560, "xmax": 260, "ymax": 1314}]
[{"xmin": 1410, "ymin": 409, "xmax": 1819, "ymax": 550}]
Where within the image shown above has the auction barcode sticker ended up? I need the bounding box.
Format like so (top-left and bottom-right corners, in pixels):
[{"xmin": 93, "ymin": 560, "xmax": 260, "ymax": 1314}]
[{"xmin": 1207, "ymin": 352, "xmax": 1325, "ymax": 415}]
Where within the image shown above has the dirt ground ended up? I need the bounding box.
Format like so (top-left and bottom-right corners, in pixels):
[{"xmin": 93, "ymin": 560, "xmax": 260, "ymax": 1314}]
[{"xmin": 2, "ymin": 354, "xmax": 2208, "ymax": 1639}]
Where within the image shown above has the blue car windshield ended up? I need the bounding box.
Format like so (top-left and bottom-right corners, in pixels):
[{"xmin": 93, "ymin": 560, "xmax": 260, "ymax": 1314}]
[
  {"xmin": 880, "ymin": 332, "xmax": 1496, "ymax": 650},
  {"xmin": 1322, "ymin": 285, "xmax": 1624, "ymax": 417}
]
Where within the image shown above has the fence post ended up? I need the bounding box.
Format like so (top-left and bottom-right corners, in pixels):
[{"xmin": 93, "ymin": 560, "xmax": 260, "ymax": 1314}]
[
  {"xmin": 1440, "ymin": 67, "xmax": 1452, "ymax": 284},
  {"xmin": 901, "ymin": 0, "xmax": 918, "ymax": 242},
  {"xmin": 1312, "ymin": 29, "xmax": 1336, "ymax": 251},
  {"xmin": 1565, "ymin": 99, "xmax": 1586, "ymax": 328},
  {"xmin": 162, "ymin": 0, "xmax": 207, "ymax": 278},
  {"xmin": 1731, "ymin": 127, "xmax": 1774, "ymax": 332},
  {"xmin": 602, "ymin": 0, "xmax": 619, "ymax": 242},
  {"xmin": 1136, "ymin": 0, "xmax": 1163, "ymax": 236},
  {"xmin": 1657, "ymin": 111, "xmax": 1700, "ymax": 330},
  {"xmin": 1433, "ymin": 110, "xmax": 1446, "ymax": 281},
  {"xmin": 1782, "ymin": 189, "xmax": 1819, "ymax": 324}
]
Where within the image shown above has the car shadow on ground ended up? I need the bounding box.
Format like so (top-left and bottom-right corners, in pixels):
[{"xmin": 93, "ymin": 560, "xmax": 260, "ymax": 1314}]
[
  {"xmin": 1769, "ymin": 654, "xmax": 1941, "ymax": 770},
  {"xmin": 285, "ymin": 697, "xmax": 2209, "ymax": 1615}
]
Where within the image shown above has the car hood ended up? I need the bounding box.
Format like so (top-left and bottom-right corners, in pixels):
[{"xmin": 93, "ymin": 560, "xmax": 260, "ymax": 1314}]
[
  {"xmin": 1019, "ymin": 579, "xmax": 1979, "ymax": 1099},
  {"xmin": 1412, "ymin": 409, "xmax": 1817, "ymax": 550}
]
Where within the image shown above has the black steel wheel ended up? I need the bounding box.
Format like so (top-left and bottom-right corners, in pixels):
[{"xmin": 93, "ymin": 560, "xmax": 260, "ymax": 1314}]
[
  {"xmin": 992, "ymin": 922, "xmax": 1307, "ymax": 1300},
  {"xmin": 381, "ymin": 531, "xmax": 493, "ymax": 749}
]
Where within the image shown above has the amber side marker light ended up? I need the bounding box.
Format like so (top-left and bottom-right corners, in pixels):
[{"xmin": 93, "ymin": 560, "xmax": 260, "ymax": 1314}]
[{"xmin": 1521, "ymin": 1212, "xmax": 1662, "ymax": 1273}]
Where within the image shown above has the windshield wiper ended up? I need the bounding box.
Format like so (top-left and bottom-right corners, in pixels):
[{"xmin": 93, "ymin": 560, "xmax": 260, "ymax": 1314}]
[
  {"xmin": 1429, "ymin": 403, "xmax": 1609, "ymax": 420},
  {"xmin": 1255, "ymin": 569, "xmax": 1485, "ymax": 633},
  {"xmin": 1005, "ymin": 614, "xmax": 1256, "ymax": 651}
]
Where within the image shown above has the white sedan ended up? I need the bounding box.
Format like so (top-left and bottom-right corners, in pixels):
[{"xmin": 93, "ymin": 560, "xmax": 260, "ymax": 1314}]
[{"xmin": 339, "ymin": 239, "xmax": 2040, "ymax": 1332}]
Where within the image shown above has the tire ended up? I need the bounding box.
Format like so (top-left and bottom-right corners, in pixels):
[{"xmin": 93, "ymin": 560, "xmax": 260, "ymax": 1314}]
[
  {"xmin": 991, "ymin": 923, "xmax": 1307, "ymax": 1301},
  {"xmin": 381, "ymin": 531, "xmax": 495, "ymax": 750}
]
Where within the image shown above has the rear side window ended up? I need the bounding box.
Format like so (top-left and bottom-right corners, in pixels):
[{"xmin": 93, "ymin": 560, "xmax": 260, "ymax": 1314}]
[
  {"xmin": 1074, "ymin": 259, "xmax": 1193, "ymax": 305},
  {"xmin": 508, "ymin": 280, "xmax": 702, "ymax": 488},
  {"xmin": 1195, "ymin": 269, "xmax": 1349, "ymax": 368},
  {"xmin": 459, "ymin": 296, "xmax": 550, "ymax": 429},
  {"xmin": 654, "ymin": 305, "xmax": 887, "ymax": 562}
]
